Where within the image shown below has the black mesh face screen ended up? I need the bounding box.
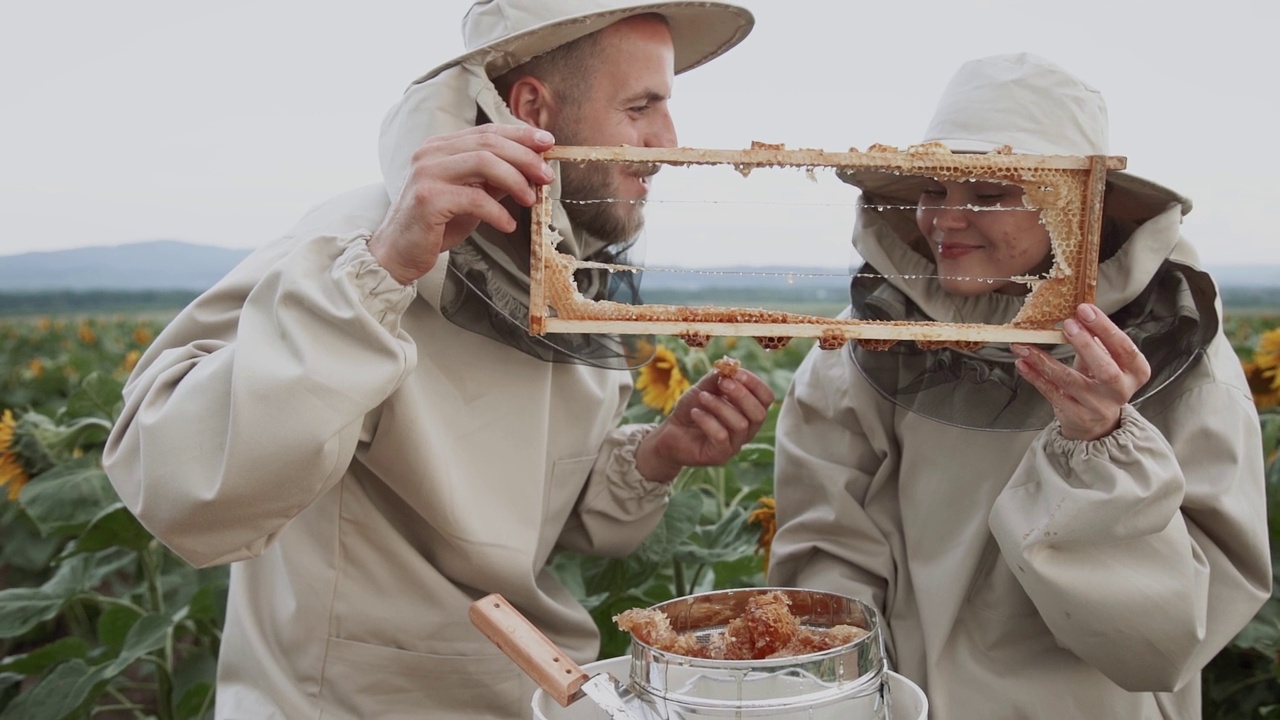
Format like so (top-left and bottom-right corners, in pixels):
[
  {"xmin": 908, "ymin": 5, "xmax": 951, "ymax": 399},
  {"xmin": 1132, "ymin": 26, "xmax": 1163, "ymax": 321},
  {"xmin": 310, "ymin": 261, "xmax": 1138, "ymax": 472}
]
[{"xmin": 846, "ymin": 261, "xmax": 1216, "ymax": 431}]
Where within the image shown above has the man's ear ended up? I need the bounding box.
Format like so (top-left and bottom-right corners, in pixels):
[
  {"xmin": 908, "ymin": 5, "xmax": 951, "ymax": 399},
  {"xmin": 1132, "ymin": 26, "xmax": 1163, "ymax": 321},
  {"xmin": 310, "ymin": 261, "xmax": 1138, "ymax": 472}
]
[{"xmin": 505, "ymin": 76, "xmax": 556, "ymax": 130}]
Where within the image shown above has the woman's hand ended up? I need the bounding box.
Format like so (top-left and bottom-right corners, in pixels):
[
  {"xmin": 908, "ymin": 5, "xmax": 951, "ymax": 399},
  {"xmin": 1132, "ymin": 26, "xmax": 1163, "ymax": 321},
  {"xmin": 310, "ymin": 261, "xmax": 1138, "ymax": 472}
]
[{"xmin": 1011, "ymin": 303, "xmax": 1152, "ymax": 441}]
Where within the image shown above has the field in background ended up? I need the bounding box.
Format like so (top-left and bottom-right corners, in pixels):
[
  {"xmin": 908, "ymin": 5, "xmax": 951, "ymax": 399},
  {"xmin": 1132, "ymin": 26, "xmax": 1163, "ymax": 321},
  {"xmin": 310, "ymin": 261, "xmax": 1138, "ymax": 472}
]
[{"xmin": 4, "ymin": 285, "xmax": 1279, "ymax": 321}]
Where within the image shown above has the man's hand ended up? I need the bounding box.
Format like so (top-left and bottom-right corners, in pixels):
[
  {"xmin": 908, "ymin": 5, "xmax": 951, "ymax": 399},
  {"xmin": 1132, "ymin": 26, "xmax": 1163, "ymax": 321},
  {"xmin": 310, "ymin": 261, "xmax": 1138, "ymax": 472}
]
[
  {"xmin": 1012, "ymin": 303, "xmax": 1152, "ymax": 441},
  {"xmin": 368, "ymin": 124, "xmax": 557, "ymax": 285},
  {"xmin": 635, "ymin": 366, "xmax": 776, "ymax": 484}
]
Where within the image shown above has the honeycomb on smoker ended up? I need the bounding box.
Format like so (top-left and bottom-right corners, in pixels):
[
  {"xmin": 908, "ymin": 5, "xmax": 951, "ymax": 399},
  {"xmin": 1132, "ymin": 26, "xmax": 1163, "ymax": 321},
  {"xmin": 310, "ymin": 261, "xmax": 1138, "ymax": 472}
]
[{"xmin": 614, "ymin": 591, "xmax": 870, "ymax": 661}]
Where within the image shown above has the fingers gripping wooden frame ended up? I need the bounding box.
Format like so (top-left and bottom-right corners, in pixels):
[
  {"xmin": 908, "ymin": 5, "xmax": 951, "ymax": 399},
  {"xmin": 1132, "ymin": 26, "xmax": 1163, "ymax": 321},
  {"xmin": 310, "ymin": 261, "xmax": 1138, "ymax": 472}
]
[{"xmin": 529, "ymin": 144, "xmax": 1124, "ymax": 350}]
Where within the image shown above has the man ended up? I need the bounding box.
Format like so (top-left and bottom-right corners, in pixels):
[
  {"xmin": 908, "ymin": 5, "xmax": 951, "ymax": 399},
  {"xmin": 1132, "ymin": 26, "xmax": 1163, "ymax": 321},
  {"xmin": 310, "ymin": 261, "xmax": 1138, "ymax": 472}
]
[{"xmin": 103, "ymin": 2, "xmax": 764, "ymax": 717}]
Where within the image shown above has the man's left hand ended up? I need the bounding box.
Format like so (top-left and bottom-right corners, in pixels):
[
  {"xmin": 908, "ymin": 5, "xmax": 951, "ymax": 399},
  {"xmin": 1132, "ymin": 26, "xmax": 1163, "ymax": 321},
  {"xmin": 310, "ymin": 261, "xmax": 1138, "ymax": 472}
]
[{"xmin": 635, "ymin": 367, "xmax": 775, "ymax": 484}]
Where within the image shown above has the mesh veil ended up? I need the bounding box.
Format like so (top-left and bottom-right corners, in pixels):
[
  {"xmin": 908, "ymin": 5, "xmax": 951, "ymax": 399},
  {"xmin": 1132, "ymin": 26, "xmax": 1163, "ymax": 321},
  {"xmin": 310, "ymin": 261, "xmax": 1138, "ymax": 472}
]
[
  {"xmin": 846, "ymin": 260, "xmax": 1219, "ymax": 431},
  {"xmin": 438, "ymin": 205, "xmax": 654, "ymax": 369}
]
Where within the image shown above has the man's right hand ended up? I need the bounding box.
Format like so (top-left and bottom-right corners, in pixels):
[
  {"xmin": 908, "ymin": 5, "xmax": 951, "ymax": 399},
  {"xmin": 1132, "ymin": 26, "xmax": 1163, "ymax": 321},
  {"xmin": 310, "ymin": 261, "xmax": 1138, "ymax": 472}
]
[{"xmin": 368, "ymin": 124, "xmax": 557, "ymax": 285}]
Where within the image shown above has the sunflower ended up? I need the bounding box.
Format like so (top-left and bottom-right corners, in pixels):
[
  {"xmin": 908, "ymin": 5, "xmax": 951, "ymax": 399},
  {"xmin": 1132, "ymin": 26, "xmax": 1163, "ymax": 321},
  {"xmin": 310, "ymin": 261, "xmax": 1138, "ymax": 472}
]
[
  {"xmin": 121, "ymin": 350, "xmax": 142, "ymax": 374},
  {"xmin": 1255, "ymin": 328, "xmax": 1280, "ymax": 390},
  {"xmin": 0, "ymin": 410, "xmax": 17, "ymax": 454},
  {"xmin": 747, "ymin": 496, "xmax": 778, "ymax": 573},
  {"xmin": 77, "ymin": 319, "xmax": 96, "ymax": 345},
  {"xmin": 636, "ymin": 344, "xmax": 690, "ymax": 415},
  {"xmin": 133, "ymin": 324, "xmax": 154, "ymax": 346},
  {"xmin": 0, "ymin": 409, "xmax": 28, "ymax": 501},
  {"xmin": 1244, "ymin": 360, "xmax": 1280, "ymax": 411}
]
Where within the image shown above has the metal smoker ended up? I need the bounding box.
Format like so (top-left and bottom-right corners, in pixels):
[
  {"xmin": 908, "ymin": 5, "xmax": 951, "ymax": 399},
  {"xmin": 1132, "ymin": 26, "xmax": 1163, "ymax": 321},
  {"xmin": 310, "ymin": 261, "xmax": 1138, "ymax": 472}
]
[{"xmin": 625, "ymin": 587, "xmax": 890, "ymax": 719}]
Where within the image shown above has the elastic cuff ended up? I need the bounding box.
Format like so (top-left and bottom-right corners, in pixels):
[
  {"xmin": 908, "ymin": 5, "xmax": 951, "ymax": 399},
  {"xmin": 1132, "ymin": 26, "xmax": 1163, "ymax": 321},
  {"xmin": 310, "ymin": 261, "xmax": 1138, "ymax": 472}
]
[
  {"xmin": 334, "ymin": 231, "xmax": 416, "ymax": 328},
  {"xmin": 612, "ymin": 423, "xmax": 673, "ymax": 498},
  {"xmin": 1048, "ymin": 404, "xmax": 1141, "ymax": 454}
]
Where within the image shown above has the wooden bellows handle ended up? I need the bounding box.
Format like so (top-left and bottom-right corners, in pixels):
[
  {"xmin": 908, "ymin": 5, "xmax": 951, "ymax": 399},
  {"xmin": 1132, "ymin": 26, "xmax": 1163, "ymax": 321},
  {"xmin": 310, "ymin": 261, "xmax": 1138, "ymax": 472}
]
[{"xmin": 469, "ymin": 593, "xmax": 590, "ymax": 707}]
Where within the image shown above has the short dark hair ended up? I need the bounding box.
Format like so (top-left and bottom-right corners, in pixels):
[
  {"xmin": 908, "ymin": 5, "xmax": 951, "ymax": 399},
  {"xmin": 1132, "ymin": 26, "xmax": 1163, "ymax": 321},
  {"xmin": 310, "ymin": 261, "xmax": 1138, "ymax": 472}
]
[
  {"xmin": 492, "ymin": 31, "xmax": 603, "ymax": 112},
  {"xmin": 492, "ymin": 13, "xmax": 669, "ymax": 112}
]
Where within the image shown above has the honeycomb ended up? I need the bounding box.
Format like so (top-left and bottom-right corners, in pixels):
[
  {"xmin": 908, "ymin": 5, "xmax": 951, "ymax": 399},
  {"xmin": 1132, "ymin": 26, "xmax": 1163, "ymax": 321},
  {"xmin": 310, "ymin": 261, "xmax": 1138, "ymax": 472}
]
[
  {"xmin": 613, "ymin": 590, "xmax": 869, "ymax": 661},
  {"xmin": 529, "ymin": 143, "xmax": 1118, "ymax": 348}
]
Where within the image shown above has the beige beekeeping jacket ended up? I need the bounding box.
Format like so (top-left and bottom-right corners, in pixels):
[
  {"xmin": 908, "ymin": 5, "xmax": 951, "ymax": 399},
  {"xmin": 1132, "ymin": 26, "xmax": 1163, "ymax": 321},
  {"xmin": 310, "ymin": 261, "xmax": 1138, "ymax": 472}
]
[
  {"xmin": 768, "ymin": 201, "xmax": 1272, "ymax": 719},
  {"xmin": 103, "ymin": 64, "xmax": 670, "ymax": 719}
]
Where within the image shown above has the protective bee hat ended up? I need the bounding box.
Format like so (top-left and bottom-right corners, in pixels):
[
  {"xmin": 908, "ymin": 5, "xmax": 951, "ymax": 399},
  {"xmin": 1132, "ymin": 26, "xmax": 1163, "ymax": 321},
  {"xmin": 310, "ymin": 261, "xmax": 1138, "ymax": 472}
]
[
  {"xmin": 414, "ymin": 0, "xmax": 754, "ymax": 84},
  {"xmin": 839, "ymin": 52, "xmax": 1190, "ymax": 222}
]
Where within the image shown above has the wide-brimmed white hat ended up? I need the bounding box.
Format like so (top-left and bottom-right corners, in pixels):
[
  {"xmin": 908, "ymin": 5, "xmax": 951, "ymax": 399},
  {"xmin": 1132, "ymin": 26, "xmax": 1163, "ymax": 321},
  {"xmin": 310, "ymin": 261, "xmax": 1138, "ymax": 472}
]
[
  {"xmin": 841, "ymin": 52, "xmax": 1191, "ymax": 220},
  {"xmin": 413, "ymin": 0, "xmax": 754, "ymax": 85}
]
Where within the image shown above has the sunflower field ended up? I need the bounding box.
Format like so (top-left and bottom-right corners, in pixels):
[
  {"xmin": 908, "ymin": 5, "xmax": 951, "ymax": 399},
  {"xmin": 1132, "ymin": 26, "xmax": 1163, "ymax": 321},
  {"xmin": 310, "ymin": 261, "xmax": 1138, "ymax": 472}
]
[{"xmin": 1, "ymin": 313, "xmax": 1278, "ymax": 719}]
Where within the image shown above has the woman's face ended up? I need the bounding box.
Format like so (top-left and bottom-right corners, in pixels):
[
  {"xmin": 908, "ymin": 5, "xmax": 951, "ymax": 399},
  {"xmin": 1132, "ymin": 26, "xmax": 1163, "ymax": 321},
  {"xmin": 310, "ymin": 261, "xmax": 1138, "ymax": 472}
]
[{"xmin": 915, "ymin": 179, "xmax": 1052, "ymax": 296}]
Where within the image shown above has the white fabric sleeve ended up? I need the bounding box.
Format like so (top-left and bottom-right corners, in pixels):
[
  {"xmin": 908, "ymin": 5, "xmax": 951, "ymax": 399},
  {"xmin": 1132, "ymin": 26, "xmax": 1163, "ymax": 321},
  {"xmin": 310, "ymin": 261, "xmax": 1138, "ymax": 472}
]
[
  {"xmin": 555, "ymin": 422, "xmax": 674, "ymax": 557},
  {"xmin": 990, "ymin": 384, "xmax": 1271, "ymax": 692},
  {"xmin": 103, "ymin": 231, "xmax": 417, "ymax": 567}
]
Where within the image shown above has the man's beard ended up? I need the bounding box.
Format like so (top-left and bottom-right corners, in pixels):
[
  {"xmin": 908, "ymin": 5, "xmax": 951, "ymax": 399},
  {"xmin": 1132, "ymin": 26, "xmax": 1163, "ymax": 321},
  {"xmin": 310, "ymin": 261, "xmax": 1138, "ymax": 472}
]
[{"xmin": 559, "ymin": 159, "xmax": 650, "ymax": 245}]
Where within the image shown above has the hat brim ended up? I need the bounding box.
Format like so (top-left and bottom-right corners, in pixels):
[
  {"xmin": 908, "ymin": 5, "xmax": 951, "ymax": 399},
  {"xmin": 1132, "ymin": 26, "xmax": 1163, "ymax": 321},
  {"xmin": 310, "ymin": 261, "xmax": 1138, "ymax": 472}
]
[
  {"xmin": 838, "ymin": 140, "xmax": 1191, "ymax": 221},
  {"xmin": 412, "ymin": 2, "xmax": 754, "ymax": 85}
]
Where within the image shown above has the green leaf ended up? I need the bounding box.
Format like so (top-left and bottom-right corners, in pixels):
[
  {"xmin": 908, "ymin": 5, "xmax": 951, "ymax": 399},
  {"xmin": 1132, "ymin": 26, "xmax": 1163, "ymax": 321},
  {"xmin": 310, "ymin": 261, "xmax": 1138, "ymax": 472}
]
[
  {"xmin": 165, "ymin": 565, "xmax": 229, "ymax": 631},
  {"xmin": 704, "ymin": 553, "xmax": 766, "ymax": 591},
  {"xmin": 11, "ymin": 413, "xmax": 59, "ymax": 475},
  {"xmin": 0, "ymin": 553, "xmax": 129, "ymax": 639},
  {"xmin": 12, "ymin": 413, "xmax": 111, "ymax": 473},
  {"xmin": 172, "ymin": 650, "xmax": 217, "ymax": 720},
  {"xmin": 673, "ymin": 506, "xmax": 758, "ymax": 566},
  {"xmin": 64, "ymin": 372, "xmax": 124, "ymax": 422},
  {"xmin": 0, "ymin": 672, "xmax": 20, "ymax": 699},
  {"xmin": 97, "ymin": 603, "xmax": 144, "ymax": 655},
  {"xmin": 0, "ymin": 659, "xmax": 107, "ymax": 720},
  {"xmin": 105, "ymin": 612, "xmax": 173, "ymax": 676},
  {"xmin": 185, "ymin": 582, "xmax": 225, "ymax": 624},
  {"xmin": 1232, "ymin": 597, "xmax": 1280, "ymax": 657},
  {"xmin": 0, "ymin": 588, "xmax": 66, "ymax": 640},
  {"xmin": 0, "ymin": 637, "xmax": 89, "ymax": 676},
  {"xmin": 633, "ymin": 489, "xmax": 702, "ymax": 566},
  {"xmin": 0, "ymin": 508, "xmax": 63, "ymax": 574},
  {"xmin": 19, "ymin": 457, "xmax": 117, "ymax": 537},
  {"xmin": 42, "ymin": 550, "xmax": 135, "ymax": 599},
  {"xmin": 176, "ymin": 681, "xmax": 216, "ymax": 720},
  {"xmin": 1258, "ymin": 411, "xmax": 1280, "ymax": 458},
  {"xmin": 62, "ymin": 503, "xmax": 153, "ymax": 555},
  {"xmin": 581, "ymin": 555, "xmax": 665, "ymax": 599}
]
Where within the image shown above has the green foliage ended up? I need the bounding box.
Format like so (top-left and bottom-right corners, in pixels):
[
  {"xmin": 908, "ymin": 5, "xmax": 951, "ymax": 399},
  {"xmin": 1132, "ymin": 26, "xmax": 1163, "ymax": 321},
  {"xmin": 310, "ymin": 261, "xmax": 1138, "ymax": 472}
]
[
  {"xmin": 0, "ymin": 316, "xmax": 160, "ymax": 417},
  {"xmin": 0, "ymin": 338, "xmax": 227, "ymax": 720}
]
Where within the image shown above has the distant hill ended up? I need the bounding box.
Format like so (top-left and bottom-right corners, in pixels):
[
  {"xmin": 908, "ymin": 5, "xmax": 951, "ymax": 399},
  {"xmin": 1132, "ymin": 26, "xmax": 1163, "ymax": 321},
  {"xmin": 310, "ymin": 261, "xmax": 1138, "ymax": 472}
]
[
  {"xmin": 0, "ymin": 241, "xmax": 253, "ymax": 292},
  {"xmin": 0, "ymin": 241, "xmax": 1275, "ymax": 293},
  {"xmin": 1208, "ymin": 265, "xmax": 1280, "ymax": 288}
]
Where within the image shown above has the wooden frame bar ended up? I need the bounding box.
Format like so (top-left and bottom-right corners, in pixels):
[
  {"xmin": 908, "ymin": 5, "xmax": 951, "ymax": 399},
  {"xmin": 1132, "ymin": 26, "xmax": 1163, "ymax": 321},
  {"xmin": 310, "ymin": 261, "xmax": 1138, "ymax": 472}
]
[{"xmin": 529, "ymin": 144, "xmax": 1123, "ymax": 349}]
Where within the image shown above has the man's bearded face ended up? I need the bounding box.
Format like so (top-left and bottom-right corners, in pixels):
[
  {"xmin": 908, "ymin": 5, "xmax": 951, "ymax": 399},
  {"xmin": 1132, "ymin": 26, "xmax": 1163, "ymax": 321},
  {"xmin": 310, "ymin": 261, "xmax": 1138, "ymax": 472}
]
[{"xmin": 553, "ymin": 123, "xmax": 656, "ymax": 244}]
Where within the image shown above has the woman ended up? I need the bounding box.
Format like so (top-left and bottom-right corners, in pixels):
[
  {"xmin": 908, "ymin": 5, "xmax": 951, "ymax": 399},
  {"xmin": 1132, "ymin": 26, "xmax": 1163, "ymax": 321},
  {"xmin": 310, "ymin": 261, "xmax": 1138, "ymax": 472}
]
[{"xmin": 767, "ymin": 53, "xmax": 1270, "ymax": 719}]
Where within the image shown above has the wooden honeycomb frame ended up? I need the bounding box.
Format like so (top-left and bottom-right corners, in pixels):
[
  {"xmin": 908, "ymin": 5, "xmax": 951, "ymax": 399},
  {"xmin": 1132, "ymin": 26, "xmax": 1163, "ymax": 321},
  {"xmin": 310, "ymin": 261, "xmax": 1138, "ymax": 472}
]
[{"xmin": 530, "ymin": 143, "xmax": 1125, "ymax": 349}]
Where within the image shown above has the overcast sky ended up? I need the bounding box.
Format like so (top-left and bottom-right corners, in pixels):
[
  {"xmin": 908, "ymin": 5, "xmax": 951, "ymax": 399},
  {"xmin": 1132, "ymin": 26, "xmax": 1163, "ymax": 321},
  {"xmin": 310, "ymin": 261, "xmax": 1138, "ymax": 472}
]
[{"xmin": 2, "ymin": 1, "xmax": 1276, "ymax": 270}]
